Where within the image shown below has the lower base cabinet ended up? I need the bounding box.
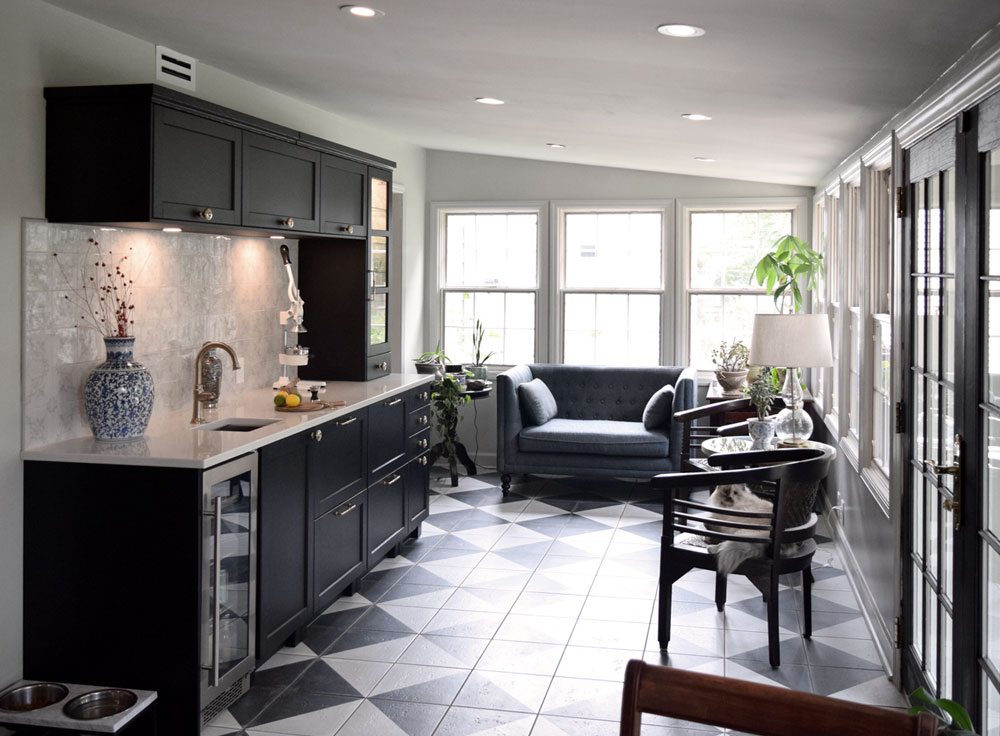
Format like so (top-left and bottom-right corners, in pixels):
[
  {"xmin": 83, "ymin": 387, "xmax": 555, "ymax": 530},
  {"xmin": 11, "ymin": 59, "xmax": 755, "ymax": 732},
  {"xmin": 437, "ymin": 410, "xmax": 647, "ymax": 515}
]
[
  {"xmin": 313, "ymin": 488, "xmax": 367, "ymax": 613},
  {"xmin": 368, "ymin": 465, "xmax": 407, "ymax": 560}
]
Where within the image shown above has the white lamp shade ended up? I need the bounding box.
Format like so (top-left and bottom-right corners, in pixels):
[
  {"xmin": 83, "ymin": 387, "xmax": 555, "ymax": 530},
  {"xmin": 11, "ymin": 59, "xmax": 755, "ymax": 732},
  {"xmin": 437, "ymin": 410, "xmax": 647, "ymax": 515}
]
[{"xmin": 748, "ymin": 313, "xmax": 833, "ymax": 368}]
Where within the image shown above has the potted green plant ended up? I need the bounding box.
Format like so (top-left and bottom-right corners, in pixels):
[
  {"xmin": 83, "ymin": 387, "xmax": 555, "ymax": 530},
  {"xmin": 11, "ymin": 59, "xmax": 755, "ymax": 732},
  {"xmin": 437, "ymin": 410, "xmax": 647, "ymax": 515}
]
[
  {"xmin": 414, "ymin": 341, "xmax": 448, "ymax": 377},
  {"xmin": 907, "ymin": 688, "xmax": 977, "ymax": 735},
  {"xmin": 751, "ymin": 234, "xmax": 825, "ymax": 314},
  {"xmin": 468, "ymin": 320, "xmax": 494, "ymax": 381},
  {"xmin": 745, "ymin": 369, "xmax": 777, "ymax": 448},
  {"xmin": 431, "ymin": 372, "xmax": 471, "ymax": 469},
  {"xmin": 711, "ymin": 338, "xmax": 750, "ymax": 395}
]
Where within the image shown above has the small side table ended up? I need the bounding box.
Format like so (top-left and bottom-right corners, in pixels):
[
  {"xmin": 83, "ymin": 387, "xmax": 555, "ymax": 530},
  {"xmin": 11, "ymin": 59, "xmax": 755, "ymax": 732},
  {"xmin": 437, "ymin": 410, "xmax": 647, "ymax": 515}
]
[{"xmin": 428, "ymin": 382, "xmax": 493, "ymax": 487}]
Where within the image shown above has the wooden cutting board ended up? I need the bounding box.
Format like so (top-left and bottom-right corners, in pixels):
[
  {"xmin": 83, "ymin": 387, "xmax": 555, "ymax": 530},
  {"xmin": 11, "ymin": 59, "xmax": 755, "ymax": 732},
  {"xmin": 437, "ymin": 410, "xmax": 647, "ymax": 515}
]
[{"xmin": 275, "ymin": 400, "xmax": 346, "ymax": 413}]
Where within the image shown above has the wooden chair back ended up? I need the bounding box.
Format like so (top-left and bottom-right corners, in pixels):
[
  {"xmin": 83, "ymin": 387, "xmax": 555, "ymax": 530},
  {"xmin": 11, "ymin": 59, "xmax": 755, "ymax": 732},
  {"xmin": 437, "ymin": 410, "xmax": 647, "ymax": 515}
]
[
  {"xmin": 673, "ymin": 397, "xmax": 752, "ymax": 469},
  {"xmin": 620, "ymin": 660, "xmax": 938, "ymax": 736}
]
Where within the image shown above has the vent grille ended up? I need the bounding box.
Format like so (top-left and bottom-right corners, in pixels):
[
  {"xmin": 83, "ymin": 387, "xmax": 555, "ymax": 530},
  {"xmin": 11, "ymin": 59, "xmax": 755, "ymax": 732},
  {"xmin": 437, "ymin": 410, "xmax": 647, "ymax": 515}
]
[
  {"xmin": 155, "ymin": 45, "xmax": 196, "ymax": 90},
  {"xmin": 201, "ymin": 674, "xmax": 249, "ymax": 726}
]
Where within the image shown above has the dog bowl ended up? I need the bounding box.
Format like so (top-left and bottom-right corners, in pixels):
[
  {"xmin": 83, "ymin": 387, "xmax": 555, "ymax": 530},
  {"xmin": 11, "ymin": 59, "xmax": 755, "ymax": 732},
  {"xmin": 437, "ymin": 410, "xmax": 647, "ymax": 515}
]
[
  {"xmin": 0, "ymin": 682, "xmax": 68, "ymax": 711},
  {"xmin": 63, "ymin": 688, "xmax": 137, "ymax": 720}
]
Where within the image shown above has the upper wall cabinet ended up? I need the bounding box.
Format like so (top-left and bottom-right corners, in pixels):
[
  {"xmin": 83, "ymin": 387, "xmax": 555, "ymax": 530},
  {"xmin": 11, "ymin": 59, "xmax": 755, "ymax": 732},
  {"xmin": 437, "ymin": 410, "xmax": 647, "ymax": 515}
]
[
  {"xmin": 44, "ymin": 84, "xmax": 394, "ymax": 237},
  {"xmin": 321, "ymin": 155, "xmax": 367, "ymax": 237},
  {"xmin": 243, "ymin": 133, "xmax": 320, "ymax": 233},
  {"xmin": 152, "ymin": 106, "xmax": 242, "ymax": 226}
]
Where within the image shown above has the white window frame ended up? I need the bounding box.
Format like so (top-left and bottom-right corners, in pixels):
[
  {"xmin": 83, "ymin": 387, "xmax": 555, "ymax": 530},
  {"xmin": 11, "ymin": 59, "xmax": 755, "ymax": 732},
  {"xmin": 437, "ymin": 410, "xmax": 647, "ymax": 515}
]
[
  {"xmin": 823, "ymin": 187, "xmax": 842, "ymax": 437},
  {"xmin": 430, "ymin": 202, "xmax": 548, "ymax": 368},
  {"xmin": 553, "ymin": 201, "xmax": 673, "ymax": 365},
  {"xmin": 677, "ymin": 197, "xmax": 810, "ymax": 375},
  {"xmin": 812, "ymin": 195, "xmax": 828, "ymax": 414}
]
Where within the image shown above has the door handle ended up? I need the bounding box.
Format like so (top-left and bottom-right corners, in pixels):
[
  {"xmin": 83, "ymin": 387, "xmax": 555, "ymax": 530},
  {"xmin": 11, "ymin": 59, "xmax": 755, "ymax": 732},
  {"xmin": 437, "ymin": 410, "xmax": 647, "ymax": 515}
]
[{"xmin": 923, "ymin": 433, "xmax": 962, "ymax": 530}]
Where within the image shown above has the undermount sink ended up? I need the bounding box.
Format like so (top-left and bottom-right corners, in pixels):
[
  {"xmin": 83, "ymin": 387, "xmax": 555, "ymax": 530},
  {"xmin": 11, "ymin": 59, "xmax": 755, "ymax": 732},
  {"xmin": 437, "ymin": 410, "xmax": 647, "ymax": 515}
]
[{"xmin": 195, "ymin": 418, "xmax": 280, "ymax": 432}]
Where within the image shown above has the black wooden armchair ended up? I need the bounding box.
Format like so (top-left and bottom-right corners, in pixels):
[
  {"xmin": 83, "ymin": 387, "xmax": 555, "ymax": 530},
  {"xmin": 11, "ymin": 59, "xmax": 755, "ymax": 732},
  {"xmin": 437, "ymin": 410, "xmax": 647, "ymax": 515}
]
[{"xmin": 652, "ymin": 447, "xmax": 833, "ymax": 666}]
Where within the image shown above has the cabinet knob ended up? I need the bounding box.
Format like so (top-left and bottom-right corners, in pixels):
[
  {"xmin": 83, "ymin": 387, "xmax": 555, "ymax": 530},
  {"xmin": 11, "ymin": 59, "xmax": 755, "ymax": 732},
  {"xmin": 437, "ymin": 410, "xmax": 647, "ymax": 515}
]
[
  {"xmin": 197, "ymin": 207, "xmax": 214, "ymax": 221},
  {"xmin": 345, "ymin": 225, "xmax": 354, "ymax": 234},
  {"xmin": 310, "ymin": 429, "xmax": 323, "ymax": 442},
  {"xmin": 418, "ymin": 456, "xmax": 428, "ymax": 466},
  {"xmin": 377, "ymin": 362, "xmax": 388, "ymax": 371},
  {"xmin": 281, "ymin": 217, "xmax": 295, "ymax": 228},
  {"xmin": 418, "ymin": 438, "xmax": 428, "ymax": 449},
  {"xmin": 418, "ymin": 415, "xmax": 428, "ymax": 425},
  {"xmin": 419, "ymin": 391, "xmax": 429, "ymax": 401}
]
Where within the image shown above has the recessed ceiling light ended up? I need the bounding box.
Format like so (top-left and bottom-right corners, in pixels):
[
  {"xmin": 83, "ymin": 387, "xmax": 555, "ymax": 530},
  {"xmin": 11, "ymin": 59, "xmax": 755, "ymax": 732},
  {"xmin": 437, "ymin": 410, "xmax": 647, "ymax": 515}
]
[
  {"xmin": 162, "ymin": 227, "xmax": 182, "ymax": 232},
  {"xmin": 657, "ymin": 23, "xmax": 705, "ymax": 38},
  {"xmin": 694, "ymin": 157, "xmax": 716, "ymax": 162},
  {"xmin": 681, "ymin": 113, "xmax": 712, "ymax": 121},
  {"xmin": 547, "ymin": 143, "xmax": 566, "ymax": 148},
  {"xmin": 475, "ymin": 97, "xmax": 505, "ymax": 105},
  {"xmin": 340, "ymin": 5, "xmax": 383, "ymax": 17}
]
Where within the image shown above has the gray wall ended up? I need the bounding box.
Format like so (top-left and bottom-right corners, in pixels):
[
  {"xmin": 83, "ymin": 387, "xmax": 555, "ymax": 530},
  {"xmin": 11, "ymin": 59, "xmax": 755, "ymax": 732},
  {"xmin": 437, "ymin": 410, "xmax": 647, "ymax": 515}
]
[
  {"xmin": 424, "ymin": 150, "xmax": 814, "ymax": 468},
  {"xmin": 0, "ymin": 0, "xmax": 427, "ymax": 688}
]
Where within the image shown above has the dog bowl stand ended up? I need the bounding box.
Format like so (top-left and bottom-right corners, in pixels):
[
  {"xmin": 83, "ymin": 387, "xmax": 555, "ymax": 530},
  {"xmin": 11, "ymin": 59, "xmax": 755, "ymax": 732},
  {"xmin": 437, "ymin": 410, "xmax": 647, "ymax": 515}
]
[{"xmin": 0, "ymin": 680, "xmax": 157, "ymax": 734}]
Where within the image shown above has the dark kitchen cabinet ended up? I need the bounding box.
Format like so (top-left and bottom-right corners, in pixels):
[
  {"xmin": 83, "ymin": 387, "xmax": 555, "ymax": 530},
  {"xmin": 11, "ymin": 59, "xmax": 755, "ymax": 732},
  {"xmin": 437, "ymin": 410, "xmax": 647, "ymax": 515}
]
[
  {"xmin": 309, "ymin": 409, "xmax": 366, "ymax": 517},
  {"xmin": 258, "ymin": 433, "xmax": 310, "ymax": 664},
  {"xmin": 313, "ymin": 488, "xmax": 367, "ymax": 613},
  {"xmin": 44, "ymin": 84, "xmax": 394, "ymax": 236},
  {"xmin": 321, "ymin": 154, "xmax": 367, "ymax": 236},
  {"xmin": 243, "ymin": 132, "xmax": 321, "ymax": 233},
  {"xmin": 405, "ymin": 452, "xmax": 431, "ymax": 532},
  {"xmin": 152, "ymin": 106, "xmax": 242, "ymax": 225},
  {"xmin": 367, "ymin": 464, "xmax": 407, "ymax": 560},
  {"xmin": 298, "ymin": 166, "xmax": 393, "ymax": 382},
  {"xmin": 368, "ymin": 394, "xmax": 406, "ymax": 478}
]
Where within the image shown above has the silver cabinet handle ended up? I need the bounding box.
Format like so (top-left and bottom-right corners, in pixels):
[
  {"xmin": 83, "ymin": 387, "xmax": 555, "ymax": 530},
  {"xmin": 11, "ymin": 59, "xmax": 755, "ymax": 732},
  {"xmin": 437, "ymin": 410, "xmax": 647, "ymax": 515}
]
[
  {"xmin": 384, "ymin": 397, "xmax": 402, "ymax": 407},
  {"xmin": 202, "ymin": 496, "xmax": 222, "ymax": 687},
  {"xmin": 418, "ymin": 391, "xmax": 429, "ymax": 401},
  {"xmin": 334, "ymin": 502, "xmax": 357, "ymax": 517},
  {"xmin": 417, "ymin": 438, "xmax": 428, "ymax": 449},
  {"xmin": 281, "ymin": 217, "xmax": 295, "ymax": 228},
  {"xmin": 197, "ymin": 207, "xmax": 214, "ymax": 221},
  {"xmin": 310, "ymin": 429, "xmax": 323, "ymax": 442},
  {"xmin": 336, "ymin": 416, "xmax": 357, "ymax": 427},
  {"xmin": 384, "ymin": 473, "xmax": 401, "ymax": 486},
  {"xmin": 418, "ymin": 415, "xmax": 428, "ymax": 425},
  {"xmin": 418, "ymin": 456, "xmax": 427, "ymax": 466},
  {"xmin": 367, "ymin": 269, "xmax": 376, "ymax": 302}
]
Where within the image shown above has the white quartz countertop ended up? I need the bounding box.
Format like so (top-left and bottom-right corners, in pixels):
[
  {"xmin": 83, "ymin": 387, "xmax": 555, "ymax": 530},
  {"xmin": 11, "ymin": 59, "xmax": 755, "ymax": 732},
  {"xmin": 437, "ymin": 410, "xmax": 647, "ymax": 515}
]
[{"xmin": 22, "ymin": 373, "xmax": 435, "ymax": 470}]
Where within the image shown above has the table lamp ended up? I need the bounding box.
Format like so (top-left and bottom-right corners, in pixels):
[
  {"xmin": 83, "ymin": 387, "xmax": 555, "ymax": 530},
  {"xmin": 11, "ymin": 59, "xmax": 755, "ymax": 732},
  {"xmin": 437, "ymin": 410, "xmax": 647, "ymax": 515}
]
[{"xmin": 748, "ymin": 314, "xmax": 833, "ymax": 446}]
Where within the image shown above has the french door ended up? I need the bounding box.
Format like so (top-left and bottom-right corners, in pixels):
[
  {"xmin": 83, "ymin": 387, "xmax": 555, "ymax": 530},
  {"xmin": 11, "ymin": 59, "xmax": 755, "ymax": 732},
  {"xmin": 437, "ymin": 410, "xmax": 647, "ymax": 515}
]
[{"xmin": 903, "ymin": 90, "xmax": 1000, "ymax": 732}]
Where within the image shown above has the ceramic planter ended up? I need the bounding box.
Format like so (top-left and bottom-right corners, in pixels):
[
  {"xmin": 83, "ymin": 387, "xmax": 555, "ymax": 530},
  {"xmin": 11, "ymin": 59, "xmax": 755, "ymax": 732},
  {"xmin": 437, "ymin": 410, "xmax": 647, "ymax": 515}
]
[
  {"xmin": 747, "ymin": 416, "xmax": 776, "ymax": 450},
  {"xmin": 715, "ymin": 369, "xmax": 749, "ymax": 396}
]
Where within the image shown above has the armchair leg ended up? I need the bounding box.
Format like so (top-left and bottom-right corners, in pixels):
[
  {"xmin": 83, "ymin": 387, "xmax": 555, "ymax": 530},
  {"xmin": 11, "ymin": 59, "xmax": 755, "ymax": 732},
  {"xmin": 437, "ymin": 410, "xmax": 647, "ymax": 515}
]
[
  {"xmin": 767, "ymin": 572, "xmax": 780, "ymax": 667},
  {"xmin": 501, "ymin": 474, "xmax": 511, "ymax": 495},
  {"xmin": 803, "ymin": 567, "xmax": 814, "ymax": 638}
]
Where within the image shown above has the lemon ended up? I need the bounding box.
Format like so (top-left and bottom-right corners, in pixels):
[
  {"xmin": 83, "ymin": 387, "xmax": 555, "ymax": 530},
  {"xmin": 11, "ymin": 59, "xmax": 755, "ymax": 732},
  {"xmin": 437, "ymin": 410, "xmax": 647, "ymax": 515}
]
[
  {"xmin": 285, "ymin": 393, "xmax": 301, "ymax": 408},
  {"xmin": 273, "ymin": 393, "xmax": 287, "ymax": 407}
]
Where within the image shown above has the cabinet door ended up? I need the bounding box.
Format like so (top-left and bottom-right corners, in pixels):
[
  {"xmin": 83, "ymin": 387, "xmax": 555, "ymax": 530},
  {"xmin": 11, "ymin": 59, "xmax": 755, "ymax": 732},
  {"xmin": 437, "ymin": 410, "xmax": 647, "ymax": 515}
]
[
  {"xmin": 243, "ymin": 132, "xmax": 320, "ymax": 232},
  {"xmin": 257, "ymin": 434, "xmax": 310, "ymax": 663},
  {"xmin": 152, "ymin": 106, "xmax": 241, "ymax": 225},
  {"xmin": 309, "ymin": 411, "xmax": 366, "ymax": 518},
  {"xmin": 405, "ymin": 455, "xmax": 430, "ymax": 532},
  {"xmin": 313, "ymin": 490, "xmax": 366, "ymax": 613},
  {"xmin": 321, "ymin": 155, "xmax": 367, "ymax": 236},
  {"xmin": 368, "ymin": 396, "xmax": 406, "ymax": 478},
  {"xmin": 367, "ymin": 168, "xmax": 392, "ymax": 358},
  {"xmin": 368, "ymin": 466, "xmax": 407, "ymax": 561}
]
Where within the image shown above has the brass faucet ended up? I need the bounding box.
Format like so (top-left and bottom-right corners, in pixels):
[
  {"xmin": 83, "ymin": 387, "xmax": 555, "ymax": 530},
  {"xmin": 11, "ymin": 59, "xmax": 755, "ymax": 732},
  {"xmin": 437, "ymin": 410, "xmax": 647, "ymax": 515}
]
[{"xmin": 192, "ymin": 341, "xmax": 241, "ymax": 424}]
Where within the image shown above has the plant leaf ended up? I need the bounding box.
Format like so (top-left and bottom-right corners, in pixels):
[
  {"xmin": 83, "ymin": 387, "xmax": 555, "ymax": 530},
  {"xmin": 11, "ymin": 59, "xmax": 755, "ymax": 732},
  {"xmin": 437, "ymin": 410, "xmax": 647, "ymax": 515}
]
[{"xmin": 934, "ymin": 699, "xmax": 974, "ymax": 732}]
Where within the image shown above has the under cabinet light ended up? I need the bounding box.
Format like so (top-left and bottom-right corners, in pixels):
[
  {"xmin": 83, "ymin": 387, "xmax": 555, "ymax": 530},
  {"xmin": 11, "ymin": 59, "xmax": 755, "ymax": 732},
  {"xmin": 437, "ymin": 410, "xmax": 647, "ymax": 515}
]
[
  {"xmin": 162, "ymin": 227, "xmax": 182, "ymax": 232},
  {"xmin": 269, "ymin": 236, "xmax": 285, "ymax": 240}
]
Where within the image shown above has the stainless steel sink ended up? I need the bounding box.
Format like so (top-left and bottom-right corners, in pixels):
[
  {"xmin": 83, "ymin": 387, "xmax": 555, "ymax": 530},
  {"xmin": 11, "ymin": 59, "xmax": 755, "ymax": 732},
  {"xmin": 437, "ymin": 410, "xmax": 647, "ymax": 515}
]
[{"xmin": 195, "ymin": 418, "xmax": 280, "ymax": 432}]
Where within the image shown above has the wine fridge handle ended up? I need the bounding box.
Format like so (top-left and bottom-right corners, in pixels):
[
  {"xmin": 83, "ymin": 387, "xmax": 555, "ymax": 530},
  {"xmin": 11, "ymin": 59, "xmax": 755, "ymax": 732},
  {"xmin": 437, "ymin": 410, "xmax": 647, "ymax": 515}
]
[{"xmin": 207, "ymin": 496, "xmax": 222, "ymax": 687}]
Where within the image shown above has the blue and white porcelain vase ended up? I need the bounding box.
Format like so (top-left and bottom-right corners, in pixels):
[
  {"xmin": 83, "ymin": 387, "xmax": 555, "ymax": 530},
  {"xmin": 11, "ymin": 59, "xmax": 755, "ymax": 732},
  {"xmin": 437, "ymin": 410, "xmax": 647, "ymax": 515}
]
[{"xmin": 85, "ymin": 336, "xmax": 155, "ymax": 441}]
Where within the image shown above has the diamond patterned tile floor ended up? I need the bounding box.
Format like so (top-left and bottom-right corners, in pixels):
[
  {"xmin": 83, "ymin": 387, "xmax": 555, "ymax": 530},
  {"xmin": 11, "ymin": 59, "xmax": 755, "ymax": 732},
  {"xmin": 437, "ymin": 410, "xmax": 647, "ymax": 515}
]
[{"xmin": 203, "ymin": 469, "xmax": 907, "ymax": 736}]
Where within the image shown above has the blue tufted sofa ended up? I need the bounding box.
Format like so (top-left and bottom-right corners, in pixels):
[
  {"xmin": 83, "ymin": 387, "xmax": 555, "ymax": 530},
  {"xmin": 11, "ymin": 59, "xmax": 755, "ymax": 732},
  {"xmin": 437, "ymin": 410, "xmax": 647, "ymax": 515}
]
[{"xmin": 496, "ymin": 364, "xmax": 697, "ymax": 494}]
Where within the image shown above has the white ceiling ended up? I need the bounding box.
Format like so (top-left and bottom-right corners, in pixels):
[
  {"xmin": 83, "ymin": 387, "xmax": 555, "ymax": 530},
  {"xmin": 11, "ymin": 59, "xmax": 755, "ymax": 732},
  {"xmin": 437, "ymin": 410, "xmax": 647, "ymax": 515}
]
[{"xmin": 43, "ymin": 0, "xmax": 1000, "ymax": 186}]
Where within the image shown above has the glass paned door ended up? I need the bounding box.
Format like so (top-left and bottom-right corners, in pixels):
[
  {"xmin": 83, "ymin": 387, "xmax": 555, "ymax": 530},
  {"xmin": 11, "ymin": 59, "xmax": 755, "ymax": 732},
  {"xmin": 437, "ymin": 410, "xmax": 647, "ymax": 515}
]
[{"xmin": 904, "ymin": 122, "xmax": 960, "ymax": 701}]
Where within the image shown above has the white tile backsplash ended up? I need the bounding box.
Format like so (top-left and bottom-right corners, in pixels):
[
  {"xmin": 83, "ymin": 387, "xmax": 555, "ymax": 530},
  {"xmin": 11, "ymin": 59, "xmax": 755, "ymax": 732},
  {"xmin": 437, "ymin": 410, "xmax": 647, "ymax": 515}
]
[{"xmin": 22, "ymin": 220, "xmax": 297, "ymax": 448}]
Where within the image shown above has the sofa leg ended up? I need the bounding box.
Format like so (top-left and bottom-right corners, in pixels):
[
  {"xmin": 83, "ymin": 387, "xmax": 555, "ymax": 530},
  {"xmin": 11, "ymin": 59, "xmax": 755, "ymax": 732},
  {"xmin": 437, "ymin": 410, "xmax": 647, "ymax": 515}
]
[{"xmin": 501, "ymin": 474, "xmax": 511, "ymax": 495}]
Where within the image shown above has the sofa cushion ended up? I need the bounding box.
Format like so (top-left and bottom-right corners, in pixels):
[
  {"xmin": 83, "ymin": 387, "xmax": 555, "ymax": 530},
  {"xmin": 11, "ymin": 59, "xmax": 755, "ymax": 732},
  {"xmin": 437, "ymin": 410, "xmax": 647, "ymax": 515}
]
[
  {"xmin": 519, "ymin": 378, "xmax": 558, "ymax": 426},
  {"xmin": 518, "ymin": 418, "xmax": 669, "ymax": 457},
  {"xmin": 642, "ymin": 385, "xmax": 675, "ymax": 430}
]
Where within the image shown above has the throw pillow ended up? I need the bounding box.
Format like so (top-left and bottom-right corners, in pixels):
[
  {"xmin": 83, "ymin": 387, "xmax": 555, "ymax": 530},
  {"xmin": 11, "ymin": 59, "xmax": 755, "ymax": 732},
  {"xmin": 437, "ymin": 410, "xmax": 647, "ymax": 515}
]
[
  {"xmin": 519, "ymin": 378, "xmax": 558, "ymax": 426},
  {"xmin": 642, "ymin": 384, "xmax": 675, "ymax": 430}
]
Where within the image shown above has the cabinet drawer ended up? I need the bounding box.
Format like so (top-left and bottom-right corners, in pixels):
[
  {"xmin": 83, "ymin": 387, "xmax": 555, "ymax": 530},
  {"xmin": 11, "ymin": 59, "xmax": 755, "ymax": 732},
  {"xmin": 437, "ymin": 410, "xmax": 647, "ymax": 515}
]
[
  {"xmin": 313, "ymin": 489, "xmax": 367, "ymax": 613},
  {"xmin": 243, "ymin": 132, "xmax": 320, "ymax": 232},
  {"xmin": 309, "ymin": 410, "xmax": 367, "ymax": 517},
  {"xmin": 368, "ymin": 464, "xmax": 407, "ymax": 561},
  {"xmin": 407, "ymin": 403, "xmax": 431, "ymax": 438},
  {"xmin": 368, "ymin": 395, "xmax": 406, "ymax": 477},
  {"xmin": 409, "ymin": 428, "xmax": 431, "ymax": 459},
  {"xmin": 366, "ymin": 354, "xmax": 391, "ymax": 381}
]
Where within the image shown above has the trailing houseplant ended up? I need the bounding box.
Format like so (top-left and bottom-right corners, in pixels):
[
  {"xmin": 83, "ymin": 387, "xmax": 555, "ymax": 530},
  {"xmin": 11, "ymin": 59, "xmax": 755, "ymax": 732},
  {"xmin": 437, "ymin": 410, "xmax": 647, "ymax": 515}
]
[
  {"xmin": 430, "ymin": 372, "xmax": 471, "ymax": 467},
  {"xmin": 711, "ymin": 338, "xmax": 750, "ymax": 396},
  {"xmin": 751, "ymin": 234, "xmax": 825, "ymax": 314}
]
